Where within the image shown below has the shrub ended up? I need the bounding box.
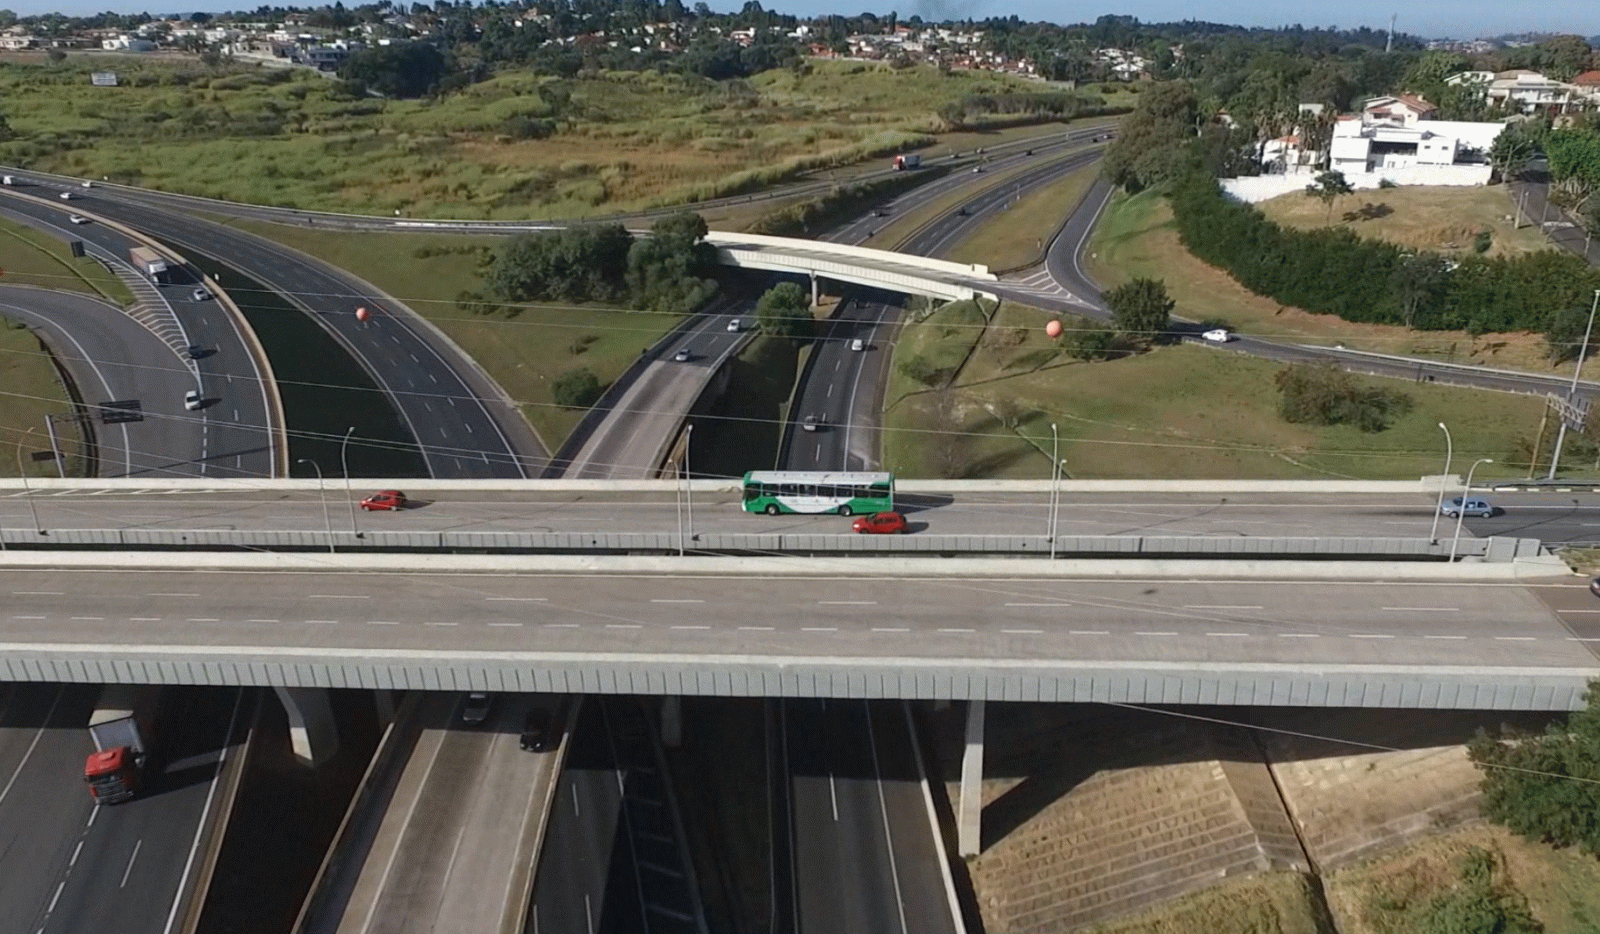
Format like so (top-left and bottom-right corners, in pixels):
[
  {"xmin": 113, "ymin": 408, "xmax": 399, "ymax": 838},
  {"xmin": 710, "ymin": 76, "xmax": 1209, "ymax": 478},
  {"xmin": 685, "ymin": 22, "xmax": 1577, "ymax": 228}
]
[
  {"xmin": 1275, "ymin": 363, "xmax": 1413, "ymax": 432},
  {"xmin": 552, "ymin": 368, "xmax": 602, "ymax": 409}
]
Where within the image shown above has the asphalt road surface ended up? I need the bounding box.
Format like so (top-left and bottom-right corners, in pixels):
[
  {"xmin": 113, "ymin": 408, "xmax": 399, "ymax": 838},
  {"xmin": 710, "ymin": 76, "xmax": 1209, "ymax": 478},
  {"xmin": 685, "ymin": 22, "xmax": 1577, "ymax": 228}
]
[
  {"xmin": 0, "ymin": 683, "xmax": 247, "ymax": 934},
  {"xmin": 0, "ymin": 285, "xmax": 210, "ymax": 478},
  {"xmin": 0, "ymin": 199, "xmax": 278, "ymax": 479},
  {"xmin": 3, "ymin": 175, "xmax": 542, "ymax": 480},
  {"xmin": 0, "ymin": 488, "xmax": 1568, "ymax": 542},
  {"xmin": 0, "ymin": 570, "xmax": 1590, "ymax": 673}
]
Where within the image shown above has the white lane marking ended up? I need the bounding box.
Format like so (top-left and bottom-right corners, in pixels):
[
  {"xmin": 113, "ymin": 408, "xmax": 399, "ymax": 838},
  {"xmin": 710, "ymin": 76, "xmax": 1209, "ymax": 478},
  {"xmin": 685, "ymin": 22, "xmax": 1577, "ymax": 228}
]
[
  {"xmin": 650, "ymin": 599, "xmax": 704, "ymax": 604},
  {"xmin": 1136, "ymin": 631, "xmax": 1178, "ymax": 636},
  {"xmin": 247, "ymin": 619, "xmax": 279, "ymax": 623},
  {"xmin": 1350, "ymin": 634, "xmax": 1395, "ymax": 639},
  {"xmin": 129, "ymin": 617, "xmax": 162, "ymax": 622},
  {"xmin": 871, "ymin": 627, "xmax": 910, "ymax": 632},
  {"xmin": 424, "ymin": 622, "xmax": 458, "ymax": 627},
  {"xmin": 488, "ymin": 622, "xmax": 523, "ymax": 627},
  {"xmin": 1001, "ymin": 628, "xmax": 1042, "ymax": 634},
  {"xmin": 69, "ymin": 840, "xmax": 83, "ymax": 867},
  {"xmin": 148, "ymin": 592, "xmax": 198, "ymax": 597},
  {"xmin": 671, "ymin": 625, "xmax": 711, "ymax": 630},
  {"xmin": 802, "ymin": 627, "xmax": 838, "ymax": 632},
  {"xmin": 938, "ymin": 628, "xmax": 975, "ymax": 633},
  {"xmin": 11, "ymin": 615, "xmax": 45, "ymax": 620},
  {"xmin": 1423, "ymin": 635, "xmax": 1467, "ymax": 640},
  {"xmin": 739, "ymin": 626, "xmax": 775, "ymax": 631},
  {"xmin": 1560, "ymin": 609, "xmax": 1600, "ymax": 614},
  {"xmin": 486, "ymin": 597, "xmax": 547, "ymax": 602},
  {"xmin": 120, "ymin": 839, "xmax": 141, "ymax": 888},
  {"xmin": 306, "ymin": 619, "xmax": 339, "ymax": 625},
  {"xmin": 606, "ymin": 624, "xmax": 641, "ymax": 629},
  {"xmin": 1494, "ymin": 636, "xmax": 1538, "ymax": 641},
  {"xmin": 1184, "ymin": 605, "xmax": 1264, "ymax": 610},
  {"xmin": 819, "ymin": 601, "xmax": 878, "ymax": 605},
  {"xmin": 12, "ymin": 591, "xmax": 63, "ymax": 595},
  {"xmin": 1069, "ymin": 630, "xmax": 1109, "ymax": 635},
  {"xmin": 1005, "ymin": 602, "xmax": 1070, "ymax": 607},
  {"xmin": 70, "ymin": 616, "xmax": 104, "ymax": 621},
  {"xmin": 309, "ymin": 594, "xmax": 368, "ymax": 600},
  {"xmin": 1380, "ymin": 606, "xmax": 1459, "ymax": 612},
  {"xmin": 48, "ymin": 880, "xmax": 65, "ymax": 913},
  {"xmin": 186, "ymin": 618, "xmax": 219, "ymax": 623},
  {"xmin": 1205, "ymin": 632, "xmax": 1248, "ymax": 637},
  {"xmin": 1278, "ymin": 633, "xmax": 1320, "ymax": 638}
]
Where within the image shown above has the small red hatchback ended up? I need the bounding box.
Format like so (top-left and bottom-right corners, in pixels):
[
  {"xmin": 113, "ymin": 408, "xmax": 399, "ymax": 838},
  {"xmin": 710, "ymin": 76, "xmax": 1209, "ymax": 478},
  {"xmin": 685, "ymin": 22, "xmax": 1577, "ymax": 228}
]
[
  {"xmin": 360, "ymin": 490, "xmax": 408, "ymax": 511},
  {"xmin": 852, "ymin": 511, "xmax": 907, "ymax": 534}
]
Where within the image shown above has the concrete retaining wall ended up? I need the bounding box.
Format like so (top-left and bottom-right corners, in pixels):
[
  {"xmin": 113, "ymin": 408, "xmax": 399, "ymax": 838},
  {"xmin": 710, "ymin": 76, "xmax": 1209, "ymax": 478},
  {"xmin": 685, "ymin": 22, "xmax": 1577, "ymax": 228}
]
[{"xmin": 1222, "ymin": 165, "xmax": 1494, "ymax": 203}]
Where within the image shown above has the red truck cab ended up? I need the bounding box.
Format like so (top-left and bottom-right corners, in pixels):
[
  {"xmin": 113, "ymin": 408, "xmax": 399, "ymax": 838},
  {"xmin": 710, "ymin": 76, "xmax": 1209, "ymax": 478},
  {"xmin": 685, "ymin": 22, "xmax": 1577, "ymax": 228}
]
[{"xmin": 84, "ymin": 746, "xmax": 141, "ymax": 804}]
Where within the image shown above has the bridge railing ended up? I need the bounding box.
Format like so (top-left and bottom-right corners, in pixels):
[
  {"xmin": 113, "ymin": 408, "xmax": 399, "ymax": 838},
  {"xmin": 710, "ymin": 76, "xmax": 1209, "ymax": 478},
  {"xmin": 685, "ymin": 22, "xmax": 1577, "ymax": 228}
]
[{"xmin": 0, "ymin": 528, "xmax": 1545, "ymax": 561}]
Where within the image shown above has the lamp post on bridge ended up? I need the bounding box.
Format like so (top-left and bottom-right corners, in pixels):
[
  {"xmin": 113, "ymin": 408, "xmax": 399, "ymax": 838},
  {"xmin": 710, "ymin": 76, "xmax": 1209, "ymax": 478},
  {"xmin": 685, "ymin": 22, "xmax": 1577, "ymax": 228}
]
[
  {"xmin": 1048, "ymin": 423, "xmax": 1060, "ymax": 559},
  {"xmin": 1449, "ymin": 458, "xmax": 1493, "ymax": 563},
  {"xmin": 298, "ymin": 458, "xmax": 334, "ymax": 553},
  {"xmin": 1429, "ymin": 422, "xmax": 1452, "ymax": 545},
  {"xmin": 340, "ymin": 426, "xmax": 359, "ymax": 538}
]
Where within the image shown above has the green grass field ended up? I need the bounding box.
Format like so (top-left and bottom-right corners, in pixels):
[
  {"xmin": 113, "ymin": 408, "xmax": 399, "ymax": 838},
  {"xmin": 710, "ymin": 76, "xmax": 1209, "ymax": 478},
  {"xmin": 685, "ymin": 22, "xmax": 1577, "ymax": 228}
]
[
  {"xmin": 0, "ymin": 217, "xmax": 134, "ymax": 304},
  {"xmin": 884, "ymin": 295, "xmax": 1541, "ymax": 480},
  {"xmin": 0, "ymin": 54, "xmax": 1112, "ymax": 219},
  {"xmin": 942, "ymin": 161, "xmax": 1097, "ymax": 272},
  {"xmin": 1084, "ymin": 189, "xmax": 1572, "ymax": 378},
  {"xmin": 230, "ymin": 220, "xmax": 684, "ymax": 448},
  {"xmin": 0, "ymin": 316, "xmax": 85, "ymax": 477}
]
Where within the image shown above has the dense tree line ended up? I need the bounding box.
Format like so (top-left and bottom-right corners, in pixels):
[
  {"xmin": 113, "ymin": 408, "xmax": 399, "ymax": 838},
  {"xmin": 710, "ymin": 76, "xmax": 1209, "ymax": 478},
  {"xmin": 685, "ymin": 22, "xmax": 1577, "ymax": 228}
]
[
  {"xmin": 1470, "ymin": 681, "xmax": 1600, "ymax": 857},
  {"xmin": 1169, "ymin": 172, "xmax": 1600, "ymax": 342},
  {"xmin": 337, "ymin": 41, "xmax": 448, "ymax": 97},
  {"xmin": 485, "ymin": 211, "xmax": 717, "ymax": 313}
]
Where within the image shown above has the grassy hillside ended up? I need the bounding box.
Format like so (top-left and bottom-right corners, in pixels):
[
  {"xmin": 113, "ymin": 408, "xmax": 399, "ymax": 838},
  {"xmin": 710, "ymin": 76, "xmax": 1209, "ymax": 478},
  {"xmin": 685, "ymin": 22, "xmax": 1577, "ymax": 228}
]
[{"xmin": 0, "ymin": 54, "xmax": 1110, "ymax": 219}]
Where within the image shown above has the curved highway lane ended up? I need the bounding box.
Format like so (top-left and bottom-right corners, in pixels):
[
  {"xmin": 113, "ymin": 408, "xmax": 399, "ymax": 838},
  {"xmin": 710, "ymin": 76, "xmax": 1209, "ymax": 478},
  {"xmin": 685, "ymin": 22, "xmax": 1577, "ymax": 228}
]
[{"xmin": 4, "ymin": 175, "xmax": 542, "ymax": 480}]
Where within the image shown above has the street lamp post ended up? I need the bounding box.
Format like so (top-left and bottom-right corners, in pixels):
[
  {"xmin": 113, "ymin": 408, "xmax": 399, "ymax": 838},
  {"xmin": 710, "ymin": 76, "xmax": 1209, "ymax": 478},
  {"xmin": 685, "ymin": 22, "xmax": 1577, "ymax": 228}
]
[
  {"xmin": 1449, "ymin": 458, "xmax": 1494, "ymax": 562},
  {"xmin": 15, "ymin": 429, "xmax": 42, "ymax": 537},
  {"xmin": 298, "ymin": 458, "xmax": 334, "ymax": 553},
  {"xmin": 1429, "ymin": 422, "xmax": 1453, "ymax": 544},
  {"xmin": 1048, "ymin": 423, "xmax": 1060, "ymax": 559},
  {"xmin": 684, "ymin": 423, "xmax": 694, "ymax": 555},
  {"xmin": 340, "ymin": 426, "xmax": 359, "ymax": 537},
  {"xmin": 1546, "ymin": 289, "xmax": 1600, "ymax": 480}
]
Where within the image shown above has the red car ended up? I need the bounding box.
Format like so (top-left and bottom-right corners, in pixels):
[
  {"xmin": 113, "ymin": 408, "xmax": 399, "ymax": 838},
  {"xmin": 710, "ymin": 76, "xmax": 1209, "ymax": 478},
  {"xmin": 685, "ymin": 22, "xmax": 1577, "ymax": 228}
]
[
  {"xmin": 360, "ymin": 490, "xmax": 407, "ymax": 511},
  {"xmin": 852, "ymin": 511, "xmax": 907, "ymax": 534}
]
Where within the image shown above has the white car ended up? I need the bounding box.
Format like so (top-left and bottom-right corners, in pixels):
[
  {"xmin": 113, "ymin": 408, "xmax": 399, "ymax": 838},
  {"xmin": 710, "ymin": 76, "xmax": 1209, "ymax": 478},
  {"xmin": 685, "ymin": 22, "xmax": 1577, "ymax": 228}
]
[
  {"xmin": 58, "ymin": 191, "xmax": 72, "ymax": 201},
  {"xmin": 673, "ymin": 347, "xmax": 692, "ymax": 362},
  {"xmin": 67, "ymin": 214, "xmax": 88, "ymax": 225},
  {"xmin": 801, "ymin": 414, "xmax": 822, "ymax": 432},
  {"xmin": 191, "ymin": 286, "xmax": 212, "ymax": 302},
  {"xmin": 850, "ymin": 338, "xmax": 866, "ymax": 352},
  {"xmin": 727, "ymin": 318, "xmax": 742, "ymax": 332},
  {"xmin": 184, "ymin": 390, "xmax": 203, "ymax": 411},
  {"xmin": 1201, "ymin": 329, "xmax": 1236, "ymax": 343},
  {"xmin": 80, "ymin": 180, "xmax": 94, "ymax": 188}
]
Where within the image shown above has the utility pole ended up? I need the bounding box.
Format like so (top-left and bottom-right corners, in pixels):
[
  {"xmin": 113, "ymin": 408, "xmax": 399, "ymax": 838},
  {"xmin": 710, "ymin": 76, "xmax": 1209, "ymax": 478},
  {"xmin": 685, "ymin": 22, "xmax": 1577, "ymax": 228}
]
[{"xmin": 1385, "ymin": 14, "xmax": 1395, "ymax": 53}]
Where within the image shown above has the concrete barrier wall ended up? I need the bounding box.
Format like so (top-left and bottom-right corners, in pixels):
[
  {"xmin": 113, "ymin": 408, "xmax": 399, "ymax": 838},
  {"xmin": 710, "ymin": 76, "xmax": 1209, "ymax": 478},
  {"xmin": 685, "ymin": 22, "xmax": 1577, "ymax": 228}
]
[
  {"xmin": 705, "ymin": 231, "xmax": 994, "ymax": 279},
  {"xmin": 715, "ymin": 247, "xmax": 984, "ymax": 302},
  {"xmin": 0, "ymin": 526, "xmax": 1525, "ymax": 559},
  {"xmin": 0, "ymin": 477, "xmax": 1465, "ymax": 493},
  {"xmin": 1221, "ymin": 165, "xmax": 1494, "ymax": 203}
]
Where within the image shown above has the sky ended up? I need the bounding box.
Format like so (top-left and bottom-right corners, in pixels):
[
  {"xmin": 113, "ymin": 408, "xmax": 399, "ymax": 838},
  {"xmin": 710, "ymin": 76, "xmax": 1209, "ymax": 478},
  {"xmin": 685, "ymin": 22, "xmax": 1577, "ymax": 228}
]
[{"xmin": 7, "ymin": 0, "xmax": 1600, "ymax": 41}]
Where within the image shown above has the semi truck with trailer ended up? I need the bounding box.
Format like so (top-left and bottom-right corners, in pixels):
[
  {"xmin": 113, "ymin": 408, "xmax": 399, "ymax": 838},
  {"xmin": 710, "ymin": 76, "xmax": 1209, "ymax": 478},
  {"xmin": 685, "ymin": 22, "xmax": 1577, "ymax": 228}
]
[
  {"xmin": 892, "ymin": 153, "xmax": 921, "ymax": 170},
  {"xmin": 128, "ymin": 245, "xmax": 170, "ymax": 283},
  {"xmin": 83, "ymin": 684, "xmax": 161, "ymax": 804}
]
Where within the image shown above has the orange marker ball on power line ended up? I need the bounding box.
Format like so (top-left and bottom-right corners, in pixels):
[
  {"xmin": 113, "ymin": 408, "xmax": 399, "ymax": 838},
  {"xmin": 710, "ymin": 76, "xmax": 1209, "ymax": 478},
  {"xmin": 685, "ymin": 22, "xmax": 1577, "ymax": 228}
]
[{"xmin": 1045, "ymin": 319, "xmax": 1063, "ymax": 339}]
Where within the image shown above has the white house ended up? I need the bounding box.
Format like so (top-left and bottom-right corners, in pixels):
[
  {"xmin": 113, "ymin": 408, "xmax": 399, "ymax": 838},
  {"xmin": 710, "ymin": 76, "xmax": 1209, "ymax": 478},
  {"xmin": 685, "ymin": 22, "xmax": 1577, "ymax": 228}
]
[
  {"xmin": 1446, "ymin": 70, "xmax": 1589, "ymax": 115},
  {"xmin": 1329, "ymin": 116, "xmax": 1505, "ymax": 174},
  {"xmin": 1360, "ymin": 94, "xmax": 1438, "ymax": 127}
]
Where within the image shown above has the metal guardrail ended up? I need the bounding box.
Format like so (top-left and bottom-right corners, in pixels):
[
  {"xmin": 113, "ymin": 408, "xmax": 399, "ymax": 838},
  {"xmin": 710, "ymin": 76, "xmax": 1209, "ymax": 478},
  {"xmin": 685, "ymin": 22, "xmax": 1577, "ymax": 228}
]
[{"xmin": 0, "ymin": 528, "xmax": 1544, "ymax": 561}]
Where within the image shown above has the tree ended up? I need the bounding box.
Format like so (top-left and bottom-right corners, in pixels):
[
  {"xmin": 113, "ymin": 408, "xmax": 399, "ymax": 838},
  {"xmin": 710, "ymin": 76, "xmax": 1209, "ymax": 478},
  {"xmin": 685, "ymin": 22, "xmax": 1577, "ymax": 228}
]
[
  {"xmin": 337, "ymin": 42, "xmax": 447, "ymax": 98},
  {"xmin": 552, "ymin": 368, "xmax": 601, "ymax": 409},
  {"xmin": 1468, "ymin": 680, "xmax": 1600, "ymax": 856},
  {"xmin": 1305, "ymin": 169, "xmax": 1355, "ymax": 223},
  {"xmin": 1389, "ymin": 252, "xmax": 1448, "ymax": 328},
  {"xmin": 1102, "ymin": 81, "xmax": 1201, "ymax": 191},
  {"xmin": 625, "ymin": 211, "xmax": 718, "ymax": 313},
  {"xmin": 1102, "ymin": 278, "xmax": 1173, "ymax": 344},
  {"xmin": 754, "ymin": 282, "xmax": 813, "ymax": 340},
  {"xmin": 1489, "ymin": 123, "xmax": 1540, "ymax": 182},
  {"xmin": 0, "ymin": 112, "xmax": 14, "ymax": 143}
]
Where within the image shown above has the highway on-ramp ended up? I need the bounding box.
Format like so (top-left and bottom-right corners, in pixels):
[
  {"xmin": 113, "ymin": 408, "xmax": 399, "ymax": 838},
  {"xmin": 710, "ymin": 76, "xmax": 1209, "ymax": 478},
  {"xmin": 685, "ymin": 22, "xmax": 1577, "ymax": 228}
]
[{"xmin": 3, "ymin": 174, "xmax": 543, "ymax": 480}]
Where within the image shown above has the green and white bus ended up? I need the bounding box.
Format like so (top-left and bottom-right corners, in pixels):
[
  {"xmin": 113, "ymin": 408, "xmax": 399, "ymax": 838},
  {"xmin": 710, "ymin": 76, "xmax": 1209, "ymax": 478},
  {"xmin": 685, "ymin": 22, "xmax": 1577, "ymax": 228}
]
[{"xmin": 740, "ymin": 471, "xmax": 895, "ymax": 516}]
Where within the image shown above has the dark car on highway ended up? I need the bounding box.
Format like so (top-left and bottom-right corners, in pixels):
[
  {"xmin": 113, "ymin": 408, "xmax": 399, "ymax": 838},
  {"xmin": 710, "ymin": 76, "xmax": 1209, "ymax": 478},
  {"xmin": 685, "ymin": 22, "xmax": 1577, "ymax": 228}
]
[{"xmin": 521, "ymin": 708, "xmax": 555, "ymax": 751}]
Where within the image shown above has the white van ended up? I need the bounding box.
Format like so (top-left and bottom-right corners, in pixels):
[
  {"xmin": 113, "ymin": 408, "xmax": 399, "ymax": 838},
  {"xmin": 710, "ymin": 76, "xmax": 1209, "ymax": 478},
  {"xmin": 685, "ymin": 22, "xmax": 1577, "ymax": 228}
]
[{"xmin": 1, "ymin": 175, "xmax": 13, "ymax": 186}]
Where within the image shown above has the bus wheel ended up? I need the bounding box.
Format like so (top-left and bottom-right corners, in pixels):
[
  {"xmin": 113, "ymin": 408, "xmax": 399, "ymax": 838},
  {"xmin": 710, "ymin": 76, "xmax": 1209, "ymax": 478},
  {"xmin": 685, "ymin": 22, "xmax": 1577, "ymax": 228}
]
[
  {"xmin": 838, "ymin": 505, "xmax": 852, "ymax": 516},
  {"xmin": 766, "ymin": 504, "xmax": 780, "ymax": 515}
]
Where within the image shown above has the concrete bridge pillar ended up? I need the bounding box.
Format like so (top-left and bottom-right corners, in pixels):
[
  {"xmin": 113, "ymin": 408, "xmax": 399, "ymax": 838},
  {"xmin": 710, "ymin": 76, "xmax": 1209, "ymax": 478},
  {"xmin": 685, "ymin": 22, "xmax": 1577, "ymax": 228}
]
[
  {"xmin": 957, "ymin": 699, "xmax": 985, "ymax": 857},
  {"xmin": 661, "ymin": 695, "xmax": 682, "ymax": 748},
  {"xmin": 274, "ymin": 686, "xmax": 340, "ymax": 767}
]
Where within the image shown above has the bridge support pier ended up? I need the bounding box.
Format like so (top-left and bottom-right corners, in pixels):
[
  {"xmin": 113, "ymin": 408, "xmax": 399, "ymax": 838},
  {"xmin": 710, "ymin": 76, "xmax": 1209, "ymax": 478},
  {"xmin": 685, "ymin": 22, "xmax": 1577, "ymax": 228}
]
[
  {"xmin": 957, "ymin": 699, "xmax": 985, "ymax": 857},
  {"xmin": 660, "ymin": 695, "xmax": 682, "ymax": 748},
  {"xmin": 275, "ymin": 686, "xmax": 340, "ymax": 767}
]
